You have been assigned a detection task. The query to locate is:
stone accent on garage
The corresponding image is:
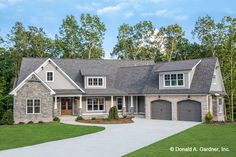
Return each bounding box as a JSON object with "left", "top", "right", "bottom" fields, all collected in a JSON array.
[
  {"left": 14, "top": 77, "right": 53, "bottom": 124},
  {"left": 145, "top": 95, "right": 208, "bottom": 122}
]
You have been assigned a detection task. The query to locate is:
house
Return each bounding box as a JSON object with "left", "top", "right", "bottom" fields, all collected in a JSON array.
[{"left": 10, "top": 57, "right": 226, "bottom": 123}]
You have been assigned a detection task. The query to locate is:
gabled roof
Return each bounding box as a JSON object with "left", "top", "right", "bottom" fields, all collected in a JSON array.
[
  {"left": 156, "top": 59, "right": 201, "bottom": 72},
  {"left": 14, "top": 57, "right": 223, "bottom": 95}
]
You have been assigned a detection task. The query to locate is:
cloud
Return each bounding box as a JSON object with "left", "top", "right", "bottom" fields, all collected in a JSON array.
[
  {"left": 97, "top": 3, "right": 128, "bottom": 15},
  {"left": 124, "top": 11, "right": 134, "bottom": 18},
  {"left": 141, "top": 8, "right": 188, "bottom": 20},
  {"left": 76, "top": 5, "right": 93, "bottom": 12},
  {"left": 0, "top": 0, "right": 24, "bottom": 9}
]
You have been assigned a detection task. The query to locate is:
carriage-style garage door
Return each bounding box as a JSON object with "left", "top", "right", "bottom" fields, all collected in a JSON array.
[
  {"left": 177, "top": 100, "right": 201, "bottom": 122},
  {"left": 151, "top": 100, "right": 172, "bottom": 120}
]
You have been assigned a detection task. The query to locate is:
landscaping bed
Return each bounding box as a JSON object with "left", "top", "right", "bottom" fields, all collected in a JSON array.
[{"left": 78, "top": 117, "right": 134, "bottom": 124}]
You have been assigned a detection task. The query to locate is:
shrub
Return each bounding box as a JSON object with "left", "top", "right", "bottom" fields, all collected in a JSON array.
[
  {"left": 28, "top": 121, "right": 34, "bottom": 124},
  {"left": 53, "top": 117, "right": 60, "bottom": 122},
  {"left": 18, "top": 122, "right": 25, "bottom": 125},
  {"left": 205, "top": 112, "right": 213, "bottom": 123},
  {"left": 76, "top": 115, "right": 83, "bottom": 121},
  {"left": 1, "top": 109, "right": 14, "bottom": 125},
  {"left": 108, "top": 106, "right": 119, "bottom": 119},
  {"left": 38, "top": 121, "right": 44, "bottom": 124},
  {"left": 91, "top": 117, "right": 96, "bottom": 120},
  {"left": 123, "top": 115, "right": 127, "bottom": 118}
]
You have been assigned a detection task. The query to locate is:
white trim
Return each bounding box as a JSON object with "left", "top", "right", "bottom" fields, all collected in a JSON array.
[
  {"left": 163, "top": 73, "right": 185, "bottom": 87},
  {"left": 85, "top": 76, "right": 106, "bottom": 89},
  {"left": 34, "top": 58, "right": 85, "bottom": 93},
  {"left": 86, "top": 97, "right": 105, "bottom": 112},
  {"left": 55, "top": 95, "right": 82, "bottom": 97},
  {"left": 123, "top": 96, "right": 126, "bottom": 107},
  {"left": 79, "top": 95, "right": 82, "bottom": 108},
  {"left": 82, "top": 113, "right": 108, "bottom": 116},
  {"left": 191, "top": 59, "right": 202, "bottom": 70},
  {"left": 26, "top": 98, "right": 41, "bottom": 114},
  {"left": 131, "top": 96, "right": 134, "bottom": 107},
  {"left": 10, "top": 72, "right": 56, "bottom": 96},
  {"left": 116, "top": 97, "right": 123, "bottom": 111},
  {"left": 54, "top": 96, "right": 57, "bottom": 109},
  {"left": 111, "top": 96, "right": 114, "bottom": 107},
  {"left": 46, "top": 71, "right": 54, "bottom": 82}
]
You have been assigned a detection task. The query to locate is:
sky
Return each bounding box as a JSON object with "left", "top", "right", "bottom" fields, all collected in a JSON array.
[{"left": 0, "top": 0, "right": 236, "bottom": 58}]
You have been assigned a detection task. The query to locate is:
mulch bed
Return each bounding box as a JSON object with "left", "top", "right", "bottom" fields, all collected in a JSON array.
[{"left": 78, "top": 117, "right": 134, "bottom": 124}]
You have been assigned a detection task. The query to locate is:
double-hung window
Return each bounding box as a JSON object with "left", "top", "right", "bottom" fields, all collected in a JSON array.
[
  {"left": 27, "top": 99, "right": 41, "bottom": 114},
  {"left": 87, "top": 98, "right": 105, "bottom": 111},
  {"left": 164, "top": 73, "right": 184, "bottom": 87},
  {"left": 46, "top": 71, "right": 54, "bottom": 82},
  {"left": 86, "top": 77, "right": 105, "bottom": 88}
]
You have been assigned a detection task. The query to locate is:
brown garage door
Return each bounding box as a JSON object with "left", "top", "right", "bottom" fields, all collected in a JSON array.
[
  {"left": 151, "top": 100, "right": 172, "bottom": 120},
  {"left": 177, "top": 100, "right": 201, "bottom": 122}
]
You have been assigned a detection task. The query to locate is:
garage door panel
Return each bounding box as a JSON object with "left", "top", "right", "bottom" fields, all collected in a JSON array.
[
  {"left": 151, "top": 100, "right": 172, "bottom": 120},
  {"left": 177, "top": 100, "right": 201, "bottom": 122}
]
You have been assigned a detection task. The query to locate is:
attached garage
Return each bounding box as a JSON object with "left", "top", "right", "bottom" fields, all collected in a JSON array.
[
  {"left": 177, "top": 100, "right": 202, "bottom": 122},
  {"left": 151, "top": 100, "right": 172, "bottom": 120}
]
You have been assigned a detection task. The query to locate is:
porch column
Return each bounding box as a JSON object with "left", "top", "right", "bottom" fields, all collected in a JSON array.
[
  {"left": 54, "top": 96, "right": 58, "bottom": 117},
  {"left": 136, "top": 96, "right": 138, "bottom": 114},
  {"left": 130, "top": 96, "right": 134, "bottom": 114},
  {"left": 123, "top": 96, "right": 126, "bottom": 115},
  {"left": 111, "top": 96, "right": 114, "bottom": 107},
  {"left": 79, "top": 95, "right": 82, "bottom": 116}
]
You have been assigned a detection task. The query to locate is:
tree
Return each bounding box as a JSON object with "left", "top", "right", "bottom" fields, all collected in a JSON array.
[
  {"left": 158, "top": 24, "right": 184, "bottom": 61},
  {"left": 55, "top": 15, "right": 81, "bottom": 58},
  {"left": 112, "top": 21, "right": 162, "bottom": 60},
  {"left": 80, "top": 14, "right": 106, "bottom": 59}
]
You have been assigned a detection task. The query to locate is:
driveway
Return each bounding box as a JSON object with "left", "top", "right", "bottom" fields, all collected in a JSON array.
[{"left": 0, "top": 118, "right": 200, "bottom": 157}]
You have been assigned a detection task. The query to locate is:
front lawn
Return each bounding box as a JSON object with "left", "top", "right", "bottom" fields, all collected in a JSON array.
[
  {"left": 0, "top": 123, "right": 104, "bottom": 150},
  {"left": 125, "top": 123, "right": 236, "bottom": 157}
]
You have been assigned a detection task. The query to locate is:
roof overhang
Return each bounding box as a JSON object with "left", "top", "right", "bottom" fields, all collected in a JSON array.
[{"left": 10, "top": 72, "right": 56, "bottom": 96}]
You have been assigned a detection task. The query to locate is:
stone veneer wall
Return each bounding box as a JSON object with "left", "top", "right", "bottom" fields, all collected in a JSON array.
[
  {"left": 14, "top": 79, "right": 53, "bottom": 123},
  {"left": 145, "top": 95, "right": 208, "bottom": 122}
]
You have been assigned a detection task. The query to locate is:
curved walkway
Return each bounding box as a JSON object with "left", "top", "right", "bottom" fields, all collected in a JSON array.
[{"left": 0, "top": 117, "right": 200, "bottom": 157}]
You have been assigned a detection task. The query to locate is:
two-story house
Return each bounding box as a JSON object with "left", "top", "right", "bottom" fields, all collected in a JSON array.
[{"left": 10, "top": 57, "right": 226, "bottom": 123}]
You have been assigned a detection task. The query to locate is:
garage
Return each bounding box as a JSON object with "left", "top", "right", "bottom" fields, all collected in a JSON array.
[
  {"left": 151, "top": 100, "right": 172, "bottom": 120},
  {"left": 177, "top": 100, "right": 201, "bottom": 122}
]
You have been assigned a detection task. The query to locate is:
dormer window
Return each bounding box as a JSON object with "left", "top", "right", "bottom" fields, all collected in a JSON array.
[
  {"left": 46, "top": 71, "right": 54, "bottom": 82},
  {"left": 212, "top": 70, "right": 217, "bottom": 84},
  {"left": 164, "top": 73, "right": 184, "bottom": 87},
  {"left": 86, "top": 77, "right": 106, "bottom": 88}
]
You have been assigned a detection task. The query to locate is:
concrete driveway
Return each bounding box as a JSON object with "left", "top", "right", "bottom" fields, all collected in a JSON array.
[{"left": 0, "top": 118, "right": 200, "bottom": 157}]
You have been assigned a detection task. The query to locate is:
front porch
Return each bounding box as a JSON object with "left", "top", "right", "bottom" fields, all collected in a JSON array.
[{"left": 53, "top": 95, "right": 145, "bottom": 118}]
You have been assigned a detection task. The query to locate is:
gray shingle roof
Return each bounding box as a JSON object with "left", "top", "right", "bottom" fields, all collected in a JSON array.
[{"left": 15, "top": 57, "right": 221, "bottom": 95}]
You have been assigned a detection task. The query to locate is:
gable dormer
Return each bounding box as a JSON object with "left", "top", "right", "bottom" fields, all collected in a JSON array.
[
  {"left": 210, "top": 59, "right": 225, "bottom": 92},
  {"left": 81, "top": 68, "right": 107, "bottom": 89},
  {"left": 157, "top": 59, "right": 201, "bottom": 89}
]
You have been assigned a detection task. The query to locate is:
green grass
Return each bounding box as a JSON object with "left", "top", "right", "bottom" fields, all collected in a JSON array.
[
  {"left": 125, "top": 123, "right": 236, "bottom": 157},
  {"left": 0, "top": 122, "right": 104, "bottom": 150}
]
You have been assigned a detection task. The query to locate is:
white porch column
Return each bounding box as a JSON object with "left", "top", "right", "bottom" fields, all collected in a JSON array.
[
  {"left": 111, "top": 96, "right": 114, "bottom": 107},
  {"left": 79, "top": 95, "right": 82, "bottom": 115},
  {"left": 54, "top": 96, "right": 57, "bottom": 109},
  {"left": 136, "top": 96, "right": 138, "bottom": 114},
  {"left": 123, "top": 96, "right": 126, "bottom": 115},
  {"left": 130, "top": 96, "right": 134, "bottom": 114}
]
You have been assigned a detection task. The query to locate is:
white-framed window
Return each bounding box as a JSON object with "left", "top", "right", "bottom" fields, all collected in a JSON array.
[
  {"left": 86, "top": 77, "right": 105, "bottom": 88},
  {"left": 116, "top": 97, "right": 123, "bottom": 111},
  {"left": 218, "top": 97, "right": 223, "bottom": 114},
  {"left": 164, "top": 73, "right": 184, "bottom": 87},
  {"left": 212, "top": 70, "right": 217, "bottom": 84},
  {"left": 87, "top": 97, "right": 105, "bottom": 111},
  {"left": 46, "top": 71, "right": 54, "bottom": 82},
  {"left": 26, "top": 99, "right": 41, "bottom": 114}
]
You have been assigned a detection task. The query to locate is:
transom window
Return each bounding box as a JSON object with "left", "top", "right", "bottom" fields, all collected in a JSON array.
[
  {"left": 87, "top": 97, "right": 105, "bottom": 111},
  {"left": 27, "top": 99, "right": 41, "bottom": 114},
  {"left": 46, "top": 71, "right": 54, "bottom": 82},
  {"left": 86, "top": 77, "right": 105, "bottom": 88},
  {"left": 164, "top": 73, "right": 184, "bottom": 87},
  {"left": 117, "top": 97, "right": 123, "bottom": 111}
]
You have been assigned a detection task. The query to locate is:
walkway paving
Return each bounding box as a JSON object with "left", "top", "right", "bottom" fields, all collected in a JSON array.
[{"left": 0, "top": 117, "right": 200, "bottom": 157}]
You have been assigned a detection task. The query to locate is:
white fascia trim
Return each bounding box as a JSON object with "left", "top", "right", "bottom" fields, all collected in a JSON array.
[
  {"left": 10, "top": 72, "right": 56, "bottom": 96},
  {"left": 191, "top": 59, "right": 202, "bottom": 71},
  {"left": 34, "top": 58, "right": 85, "bottom": 93}
]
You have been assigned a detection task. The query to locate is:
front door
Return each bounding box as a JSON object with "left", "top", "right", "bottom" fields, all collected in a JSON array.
[{"left": 61, "top": 97, "right": 73, "bottom": 115}]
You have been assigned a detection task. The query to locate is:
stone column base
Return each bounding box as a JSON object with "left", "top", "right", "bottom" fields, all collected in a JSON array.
[
  {"left": 122, "top": 107, "right": 126, "bottom": 115},
  {"left": 130, "top": 107, "right": 134, "bottom": 115},
  {"left": 78, "top": 108, "right": 82, "bottom": 116}
]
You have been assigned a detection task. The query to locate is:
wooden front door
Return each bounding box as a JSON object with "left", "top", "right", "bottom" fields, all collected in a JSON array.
[{"left": 61, "top": 97, "right": 73, "bottom": 115}]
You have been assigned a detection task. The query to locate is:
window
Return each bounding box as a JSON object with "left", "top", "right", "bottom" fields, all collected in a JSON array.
[
  {"left": 87, "top": 97, "right": 105, "bottom": 111},
  {"left": 117, "top": 97, "right": 123, "bottom": 111},
  {"left": 46, "top": 71, "right": 54, "bottom": 82},
  {"left": 86, "top": 77, "right": 105, "bottom": 88},
  {"left": 27, "top": 99, "right": 41, "bottom": 114},
  {"left": 164, "top": 73, "right": 184, "bottom": 87},
  {"left": 212, "top": 70, "right": 217, "bottom": 84}
]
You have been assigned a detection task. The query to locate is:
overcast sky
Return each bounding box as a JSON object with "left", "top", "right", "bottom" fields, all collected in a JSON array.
[{"left": 0, "top": 0, "right": 235, "bottom": 58}]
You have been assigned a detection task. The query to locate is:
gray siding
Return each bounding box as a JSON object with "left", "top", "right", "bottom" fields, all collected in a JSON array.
[
  {"left": 37, "top": 63, "right": 76, "bottom": 89},
  {"left": 210, "top": 60, "right": 225, "bottom": 92}
]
